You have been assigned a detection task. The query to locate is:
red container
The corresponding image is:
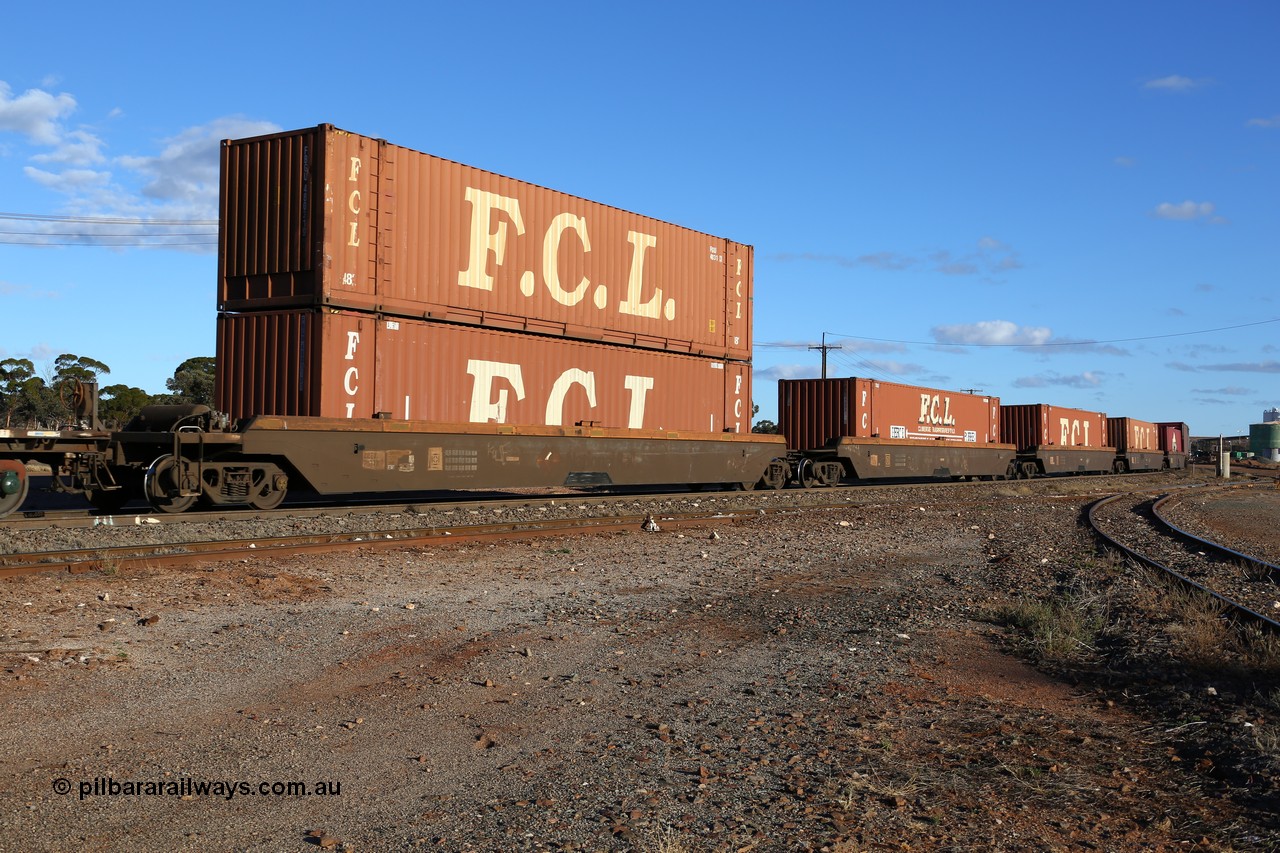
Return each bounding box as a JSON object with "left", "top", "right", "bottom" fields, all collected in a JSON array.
[
  {"left": 1107, "top": 417, "right": 1158, "bottom": 452},
  {"left": 216, "top": 310, "right": 752, "bottom": 434},
  {"left": 219, "top": 125, "right": 752, "bottom": 361},
  {"left": 1000, "top": 404, "right": 1109, "bottom": 451},
  {"left": 779, "top": 378, "right": 1001, "bottom": 451},
  {"left": 1156, "top": 421, "right": 1189, "bottom": 454}
]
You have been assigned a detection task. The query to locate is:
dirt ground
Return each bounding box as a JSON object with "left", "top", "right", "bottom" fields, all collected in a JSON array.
[{"left": 1, "top": 480, "right": 1277, "bottom": 851}]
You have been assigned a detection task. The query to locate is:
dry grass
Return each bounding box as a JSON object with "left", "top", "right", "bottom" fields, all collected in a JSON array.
[
  {"left": 644, "top": 826, "right": 693, "bottom": 853},
  {"left": 838, "top": 770, "right": 921, "bottom": 810},
  {"left": 1160, "top": 585, "right": 1230, "bottom": 664},
  {"left": 992, "top": 585, "right": 1113, "bottom": 663}
]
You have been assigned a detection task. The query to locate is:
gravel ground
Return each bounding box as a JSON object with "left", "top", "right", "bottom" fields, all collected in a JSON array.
[{"left": 1, "top": 473, "right": 1278, "bottom": 852}]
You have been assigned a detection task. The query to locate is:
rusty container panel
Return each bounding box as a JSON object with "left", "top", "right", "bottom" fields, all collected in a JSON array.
[
  {"left": 1107, "top": 417, "right": 1158, "bottom": 452},
  {"left": 1156, "top": 422, "right": 1189, "bottom": 454},
  {"left": 218, "top": 125, "right": 752, "bottom": 361},
  {"left": 216, "top": 310, "right": 378, "bottom": 421},
  {"left": 1000, "top": 404, "right": 1109, "bottom": 450},
  {"left": 217, "top": 309, "right": 751, "bottom": 433},
  {"left": 779, "top": 378, "right": 1001, "bottom": 451}
]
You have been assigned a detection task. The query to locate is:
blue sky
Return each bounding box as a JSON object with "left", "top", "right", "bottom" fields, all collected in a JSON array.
[{"left": 1, "top": 1, "right": 1276, "bottom": 436}]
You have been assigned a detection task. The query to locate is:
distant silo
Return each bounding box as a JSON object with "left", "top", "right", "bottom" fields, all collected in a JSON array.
[
  {"left": 1264, "top": 408, "right": 1280, "bottom": 424},
  {"left": 1250, "top": 422, "right": 1280, "bottom": 462}
]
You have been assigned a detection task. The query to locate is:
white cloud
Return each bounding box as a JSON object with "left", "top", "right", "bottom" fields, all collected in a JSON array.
[
  {"left": 931, "top": 320, "right": 1051, "bottom": 347},
  {"left": 754, "top": 364, "right": 820, "bottom": 381},
  {"left": 23, "top": 165, "right": 111, "bottom": 191},
  {"left": 30, "top": 128, "right": 106, "bottom": 167},
  {"left": 1114, "top": 156, "right": 1136, "bottom": 168},
  {"left": 1143, "top": 75, "right": 1204, "bottom": 92},
  {"left": 0, "top": 81, "right": 76, "bottom": 144},
  {"left": 1200, "top": 360, "right": 1280, "bottom": 374},
  {"left": 116, "top": 116, "right": 280, "bottom": 216},
  {"left": 1152, "top": 200, "right": 1223, "bottom": 223},
  {"left": 1246, "top": 115, "right": 1280, "bottom": 128},
  {"left": 1013, "top": 371, "right": 1105, "bottom": 389}
]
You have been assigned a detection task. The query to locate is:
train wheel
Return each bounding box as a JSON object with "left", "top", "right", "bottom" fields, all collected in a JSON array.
[
  {"left": 247, "top": 468, "right": 288, "bottom": 511},
  {"left": 0, "top": 460, "right": 30, "bottom": 519},
  {"left": 797, "top": 459, "right": 820, "bottom": 489},
  {"left": 144, "top": 455, "right": 198, "bottom": 514},
  {"left": 758, "top": 464, "right": 787, "bottom": 490}
]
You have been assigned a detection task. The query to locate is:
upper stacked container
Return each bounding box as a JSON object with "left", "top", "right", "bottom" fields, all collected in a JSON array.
[
  {"left": 216, "top": 125, "right": 754, "bottom": 430},
  {"left": 218, "top": 125, "right": 752, "bottom": 359}
]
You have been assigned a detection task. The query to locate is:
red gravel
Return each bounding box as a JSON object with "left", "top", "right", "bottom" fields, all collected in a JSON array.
[{"left": 1, "top": 475, "right": 1276, "bottom": 851}]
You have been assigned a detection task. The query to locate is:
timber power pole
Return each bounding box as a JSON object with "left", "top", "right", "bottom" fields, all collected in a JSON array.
[{"left": 809, "top": 332, "right": 842, "bottom": 379}]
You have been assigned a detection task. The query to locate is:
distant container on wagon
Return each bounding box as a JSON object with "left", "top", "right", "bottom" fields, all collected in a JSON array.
[
  {"left": 1156, "top": 421, "right": 1190, "bottom": 470},
  {"left": 779, "top": 378, "right": 1001, "bottom": 450},
  {"left": 216, "top": 309, "right": 752, "bottom": 434},
  {"left": 1000, "top": 404, "right": 1108, "bottom": 451},
  {"left": 778, "top": 378, "right": 1014, "bottom": 481},
  {"left": 218, "top": 125, "right": 752, "bottom": 361},
  {"left": 999, "top": 403, "right": 1115, "bottom": 476},
  {"left": 1107, "top": 417, "right": 1165, "bottom": 472}
]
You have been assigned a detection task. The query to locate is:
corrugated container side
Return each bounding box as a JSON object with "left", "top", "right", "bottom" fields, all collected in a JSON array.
[
  {"left": 219, "top": 125, "right": 752, "bottom": 361},
  {"left": 780, "top": 378, "right": 1001, "bottom": 451},
  {"left": 1107, "top": 417, "right": 1158, "bottom": 452},
  {"left": 1000, "top": 404, "right": 1109, "bottom": 450},
  {"left": 1156, "top": 422, "right": 1189, "bottom": 454},
  {"left": 217, "top": 309, "right": 751, "bottom": 433}
]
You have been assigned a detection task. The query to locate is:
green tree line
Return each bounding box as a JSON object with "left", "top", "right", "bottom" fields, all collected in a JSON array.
[{"left": 0, "top": 355, "right": 215, "bottom": 429}]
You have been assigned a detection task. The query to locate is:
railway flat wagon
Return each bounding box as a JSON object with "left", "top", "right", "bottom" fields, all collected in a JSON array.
[
  {"left": 1156, "top": 421, "right": 1190, "bottom": 470},
  {"left": 1000, "top": 403, "right": 1116, "bottom": 477},
  {"left": 1108, "top": 417, "right": 1165, "bottom": 472},
  {"left": 218, "top": 125, "right": 752, "bottom": 362},
  {"left": 779, "top": 378, "right": 1015, "bottom": 484}
]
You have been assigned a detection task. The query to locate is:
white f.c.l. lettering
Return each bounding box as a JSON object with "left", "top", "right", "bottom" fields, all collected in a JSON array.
[
  {"left": 458, "top": 189, "right": 525, "bottom": 292},
  {"left": 545, "top": 368, "right": 597, "bottom": 426},
  {"left": 623, "top": 375, "right": 654, "bottom": 429},
  {"left": 466, "top": 359, "right": 526, "bottom": 423},
  {"left": 347, "top": 157, "right": 362, "bottom": 248},
  {"left": 343, "top": 331, "right": 360, "bottom": 418},
  {"left": 542, "top": 213, "right": 591, "bottom": 307}
]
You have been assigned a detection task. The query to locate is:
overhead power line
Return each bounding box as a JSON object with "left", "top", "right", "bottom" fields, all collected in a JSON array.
[
  {"left": 0, "top": 211, "right": 218, "bottom": 247},
  {"left": 0, "top": 212, "right": 218, "bottom": 226}
]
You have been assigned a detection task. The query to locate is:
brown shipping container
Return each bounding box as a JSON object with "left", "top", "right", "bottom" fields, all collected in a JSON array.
[
  {"left": 219, "top": 125, "right": 752, "bottom": 361},
  {"left": 1000, "top": 404, "right": 1109, "bottom": 451},
  {"left": 1156, "top": 421, "right": 1189, "bottom": 454},
  {"left": 217, "top": 310, "right": 751, "bottom": 433},
  {"left": 779, "top": 378, "right": 1001, "bottom": 451},
  {"left": 1107, "top": 417, "right": 1158, "bottom": 452}
]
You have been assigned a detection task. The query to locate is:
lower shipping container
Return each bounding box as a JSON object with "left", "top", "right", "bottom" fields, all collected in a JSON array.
[
  {"left": 779, "top": 378, "right": 1001, "bottom": 451},
  {"left": 216, "top": 310, "right": 752, "bottom": 434},
  {"left": 1107, "top": 417, "right": 1158, "bottom": 452},
  {"left": 1000, "top": 404, "right": 1108, "bottom": 451}
]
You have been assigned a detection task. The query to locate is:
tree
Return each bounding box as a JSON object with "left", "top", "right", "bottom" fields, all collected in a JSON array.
[
  {"left": 0, "top": 358, "right": 37, "bottom": 427},
  {"left": 53, "top": 353, "right": 111, "bottom": 386},
  {"left": 752, "top": 419, "right": 779, "bottom": 435},
  {"left": 99, "top": 384, "right": 154, "bottom": 428},
  {"left": 164, "top": 356, "right": 216, "bottom": 406}
]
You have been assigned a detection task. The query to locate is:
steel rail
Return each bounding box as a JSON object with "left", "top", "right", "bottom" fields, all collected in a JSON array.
[
  {"left": 0, "top": 510, "right": 753, "bottom": 579},
  {"left": 1087, "top": 493, "right": 1280, "bottom": 635},
  {"left": 1151, "top": 485, "right": 1278, "bottom": 582}
]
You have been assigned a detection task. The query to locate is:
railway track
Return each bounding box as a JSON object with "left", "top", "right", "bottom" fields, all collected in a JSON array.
[
  {"left": 0, "top": 506, "right": 763, "bottom": 579},
  {"left": 1088, "top": 486, "right": 1280, "bottom": 634}
]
